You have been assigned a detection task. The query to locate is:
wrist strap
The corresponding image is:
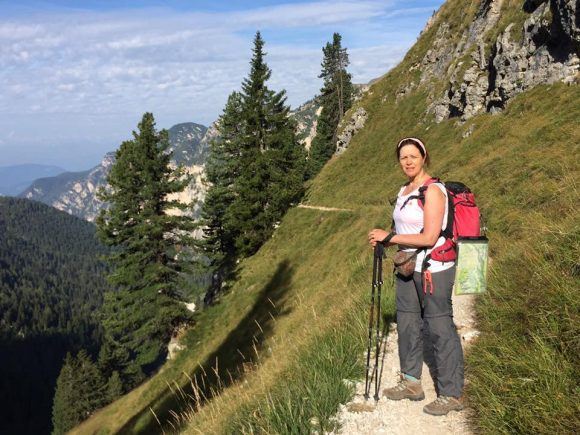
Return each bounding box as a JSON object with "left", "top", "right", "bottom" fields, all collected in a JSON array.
[{"left": 381, "top": 231, "right": 396, "bottom": 245}]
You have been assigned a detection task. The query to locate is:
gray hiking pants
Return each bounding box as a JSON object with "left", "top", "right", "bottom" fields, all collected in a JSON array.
[{"left": 395, "top": 266, "right": 464, "bottom": 398}]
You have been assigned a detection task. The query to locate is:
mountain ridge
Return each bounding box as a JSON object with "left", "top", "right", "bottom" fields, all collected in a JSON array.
[{"left": 0, "top": 164, "right": 65, "bottom": 196}]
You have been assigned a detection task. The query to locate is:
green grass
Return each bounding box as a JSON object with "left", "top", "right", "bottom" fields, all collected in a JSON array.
[
  {"left": 225, "top": 304, "right": 384, "bottom": 434},
  {"left": 74, "top": 0, "right": 579, "bottom": 433}
]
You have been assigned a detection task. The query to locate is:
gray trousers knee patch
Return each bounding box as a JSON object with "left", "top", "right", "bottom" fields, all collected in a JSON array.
[{"left": 394, "top": 267, "right": 464, "bottom": 397}]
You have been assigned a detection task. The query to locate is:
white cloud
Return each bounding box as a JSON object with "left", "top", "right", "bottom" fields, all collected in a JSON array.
[{"left": 0, "top": 0, "right": 442, "bottom": 167}]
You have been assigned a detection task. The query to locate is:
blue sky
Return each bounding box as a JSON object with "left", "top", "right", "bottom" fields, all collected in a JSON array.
[{"left": 0, "top": 0, "right": 444, "bottom": 170}]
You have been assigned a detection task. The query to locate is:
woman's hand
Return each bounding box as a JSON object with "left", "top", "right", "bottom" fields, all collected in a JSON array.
[{"left": 368, "top": 229, "right": 389, "bottom": 247}]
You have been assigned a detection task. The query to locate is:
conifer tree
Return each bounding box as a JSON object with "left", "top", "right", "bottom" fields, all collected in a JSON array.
[
  {"left": 105, "top": 371, "right": 124, "bottom": 403},
  {"left": 226, "top": 31, "right": 305, "bottom": 257},
  {"left": 74, "top": 350, "right": 106, "bottom": 415},
  {"left": 199, "top": 32, "right": 305, "bottom": 304},
  {"left": 52, "top": 351, "right": 106, "bottom": 434},
  {"left": 309, "top": 33, "right": 353, "bottom": 176},
  {"left": 199, "top": 92, "right": 244, "bottom": 303},
  {"left": 52, "top": 353, "right": 77, "bottom": 435},
  {"left": 96, "top": 112, "right": 194, "bottom": 385}
]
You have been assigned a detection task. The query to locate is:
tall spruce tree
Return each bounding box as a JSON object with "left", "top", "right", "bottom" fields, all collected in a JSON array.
[
  {"left": 309, "top": 33, "right": 353, "bottom": 176},
  {"left": 199, "top": 92, "right": 244, "bottom": 303},
  {"left": 226, "top": 31, "right": 305, "bottom": 257},
  {"left": 52, "top": 351, "right": 106, "bottom": 434},
  {"left": 200, "top": 32, "right": 305, "bottom": 305},
  {"left": 52, "top": 353, "right": 77, "bottom": 435},
  {"left": 96, "top": 112, "right": 194, "bottom": 386}
]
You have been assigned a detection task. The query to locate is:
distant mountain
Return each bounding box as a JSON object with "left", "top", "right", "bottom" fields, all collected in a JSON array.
[
  {"left": 20, "top": 122, "right": 212, "bottom": 222},
  {"left": 0, "top": 197, "right": 109, "bottom": 434},
  {"left": 20, "top": 154, "right": 115, "bottom": 222},
  {"left": 0, "top": 164, "right": 65, "bottom": 196},
  {"left": 168, "top": 122, "right": 209, "bottom": 166}
]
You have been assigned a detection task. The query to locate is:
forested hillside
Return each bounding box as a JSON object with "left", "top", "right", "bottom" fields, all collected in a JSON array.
[
  {"left": 0, "top": 197, "right": 109, "bottom": 434},
  {"left": 75, "top": 0, "right": 578, "bottom": 433}
]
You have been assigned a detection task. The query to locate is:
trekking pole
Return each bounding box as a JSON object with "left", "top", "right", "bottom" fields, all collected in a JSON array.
[
  {"left": 364, "top": 243, "right": 380, "bottom": 400},
  {"left": 374, "top": 242, "right": 384, "bottom": 401}
]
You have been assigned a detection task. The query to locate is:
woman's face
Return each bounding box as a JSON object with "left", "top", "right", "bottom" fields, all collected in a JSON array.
[{"left": 398, "top": 144, "right": 425, "bottom": 178}]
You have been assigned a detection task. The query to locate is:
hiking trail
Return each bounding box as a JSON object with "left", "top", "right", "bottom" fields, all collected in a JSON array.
[
  {"left": 297, "top": 204, "right": 353, "bottom": 212},
  {"left": 329, "top": 292, "right": 479, "bottom": 434}
]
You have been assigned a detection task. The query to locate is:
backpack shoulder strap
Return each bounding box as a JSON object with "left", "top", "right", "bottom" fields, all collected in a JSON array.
[
  {"left": 417, "top": 177, "right": 442, "bottom": 208},
  {"left": 399, "top": 177, "right": 440, "bottom": 210},
  {"left": 417, "top": 178, "right": 454, "bottom": 240}
]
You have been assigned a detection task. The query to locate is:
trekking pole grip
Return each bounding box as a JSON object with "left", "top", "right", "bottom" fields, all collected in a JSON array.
[{"left": 374, "top": 242, "right": 384, "bottom": 258}]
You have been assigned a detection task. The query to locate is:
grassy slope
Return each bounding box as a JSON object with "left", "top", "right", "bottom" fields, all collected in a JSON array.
[{"left": 74, "top": 0, "right": 579, "bottom": 433}]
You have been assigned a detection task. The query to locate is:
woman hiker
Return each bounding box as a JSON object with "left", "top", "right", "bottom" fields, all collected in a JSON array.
[{"left": 367, "top": 137, "right": 464, "bottom": 416}]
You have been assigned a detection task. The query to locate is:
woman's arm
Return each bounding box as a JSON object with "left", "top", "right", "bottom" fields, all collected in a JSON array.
[{"left": 368, "top": 184, "right": 445, "bottom": 248}]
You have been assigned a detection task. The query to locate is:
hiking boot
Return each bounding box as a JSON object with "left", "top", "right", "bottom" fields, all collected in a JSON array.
[
  {"left": 382, "top": 375, "right": 425, "bottom": 401},
  {"left": 423, "top": 396, "right": 463, "bottom": 416}
]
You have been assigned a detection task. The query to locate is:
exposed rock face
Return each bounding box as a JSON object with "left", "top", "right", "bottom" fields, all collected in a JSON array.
[
  {"left": 336, "top": 107, "right": 368, "bottom": 155},
  {"left": 291, "top": 97, "right": 322, "bottom": 150},
  {"left": 291, "top": 84, "right": 369, "bottom": 151},
  {"left": 420, "top": 23, "right": 455, "bottom": 84},
  {"left": 552, "top": 0, "right": 580, "bottom": 51},
  {"left": 418, "top": 0, "right": 579, "bottom": 122},
  {"left": 20, "top": 122, "right": 212, "bottom": 222},
  {"left": 166, "top": 163, "right": 207, "bottom": 237},
  {"left": 487, "top": 4, "right": 579, "bottom": 113},
  {"left": 22, "top": 153, "right": 115, "bottom": 222}
]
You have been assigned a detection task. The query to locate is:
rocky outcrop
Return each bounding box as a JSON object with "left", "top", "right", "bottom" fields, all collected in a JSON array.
[
  {"left": 420, "top": 23, "right": 455, "bottom": 84},
  {"left": 486, "top": 4, "right": 579, "bottom": 113},
  {"left": 335, "top": 107, "right": 368, "bottom": 155},
  {"left": 551, "top": 0, "right": 580, "bottom": 51},
  {"left": 291, "top": 84, "right": 370, "bottom": 151},
  {"left": 416, "top": 0, "right": 579, "bottom": 122},
  {"left": 291, "top": 97, "right": 322, "bottom": 150}
]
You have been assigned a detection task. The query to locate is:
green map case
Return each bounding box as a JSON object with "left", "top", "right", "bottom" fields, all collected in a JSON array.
[{"left": 454, "top": 238, "right": 489, "bottom": 295}]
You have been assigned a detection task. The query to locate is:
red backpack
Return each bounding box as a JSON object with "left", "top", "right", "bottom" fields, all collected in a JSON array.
[{"left": 404, "top": 177, "right": 482, "bottom": 264}]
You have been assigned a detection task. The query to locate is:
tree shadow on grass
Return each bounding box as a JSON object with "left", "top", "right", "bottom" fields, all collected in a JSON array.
[{"left": 118, "top": 259, "right": 294, "bottom": 434}]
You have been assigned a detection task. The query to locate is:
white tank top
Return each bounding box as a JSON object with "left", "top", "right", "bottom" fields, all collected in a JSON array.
[{"left": 392, "top": 183, "right": 454, "bottom": 273}]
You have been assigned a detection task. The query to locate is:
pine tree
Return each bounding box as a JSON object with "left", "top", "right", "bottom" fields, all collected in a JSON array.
[
  {"left": 199, "top": 92, "right": 244, "bottom": 303},
  {"left": 52, "top": 353, "right": 78, "bottom": 435},
  {"left": 105, "top": 371, "right": 124, "bottom": 403},
  {"left": 309, "top": 33, "right": 353, "bottom": 176},
  {"left": 74, "top": 350, "right": 106, "bottom": 416},
  {"left": 96, "top": 112, "right": 194, "bottom": 384},
  {"left": 226, "top": 31, "right": 305, "bottom": 257},
  {"left": 52, "top": 351, "right": 106, "bottom": 434}
]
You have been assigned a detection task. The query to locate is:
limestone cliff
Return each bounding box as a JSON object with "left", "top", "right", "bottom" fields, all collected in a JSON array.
[{"left": 423, "top": 0, "right": 579, "bottom": 122}]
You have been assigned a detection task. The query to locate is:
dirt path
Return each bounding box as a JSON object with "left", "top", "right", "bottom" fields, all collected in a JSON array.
[
  {"left": 297, "top": 204, "right": 353, "bottom": 212},
  {"left": 330, "top": 293, "right": 479, "bottom": 435}
]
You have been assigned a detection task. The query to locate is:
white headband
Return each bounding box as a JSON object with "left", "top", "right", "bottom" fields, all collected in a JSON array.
[{"left": 397, "top": 137, "right": 427, "bottom": 156}]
